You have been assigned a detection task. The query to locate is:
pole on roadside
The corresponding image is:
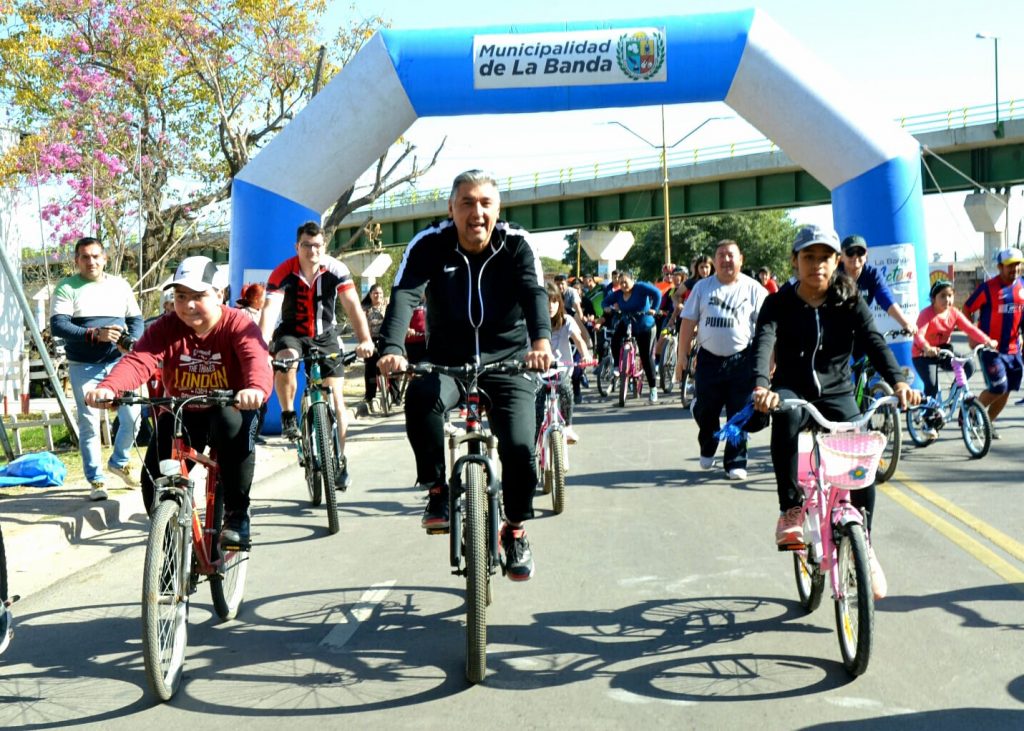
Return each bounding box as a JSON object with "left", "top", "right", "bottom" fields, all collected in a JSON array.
[{"left": 0, "top": 245, "right": 79, "bottom": 444}]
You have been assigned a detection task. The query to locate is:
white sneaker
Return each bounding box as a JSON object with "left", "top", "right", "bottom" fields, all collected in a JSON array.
[
  {"left": 699, "top": 456, "right": 716, "bottom": 470},
  {"left": 923, "top": 428, "right": 938, "bottom": 441},
  {"left": 564, "top": 426, "right": 579, "bottom": 445},
  {"left": 727, "top": 468, "right": 747, "bottom": 480},
  {"left": 649, "top": 387, "right": 658, "bottom": 404},
  {"left": 89, "top": 483, "right": 108, "bottom": 501}
]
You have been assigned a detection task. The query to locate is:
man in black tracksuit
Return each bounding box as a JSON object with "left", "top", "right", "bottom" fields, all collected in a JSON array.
[{"left": 378, "top": 170, "right": 553, "bottom": 581}]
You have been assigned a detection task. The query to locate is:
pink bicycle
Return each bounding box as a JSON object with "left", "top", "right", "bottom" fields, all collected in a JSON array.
[
  {"left": 780, "top": 396, "right": 897, "bottom": 677},
  {"left": 616, "top": 315, "right": 646, "bottom": 408},
  {"left": 535, "top": 360, "right": 595, "bottom": 514}
]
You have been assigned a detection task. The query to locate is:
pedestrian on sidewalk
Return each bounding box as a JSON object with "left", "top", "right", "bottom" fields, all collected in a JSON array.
[{"left": 50, "top": 237, "right": 144, "bottom": 501}]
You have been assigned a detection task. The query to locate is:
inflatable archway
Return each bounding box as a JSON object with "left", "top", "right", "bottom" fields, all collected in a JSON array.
[{"left": 232, "top": 9, "right": 926, "bottom": 429}]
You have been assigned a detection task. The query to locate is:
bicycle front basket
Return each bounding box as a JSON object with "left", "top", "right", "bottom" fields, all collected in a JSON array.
[{"left": 817, "top": 431, "right": 887, "bottom": 489}]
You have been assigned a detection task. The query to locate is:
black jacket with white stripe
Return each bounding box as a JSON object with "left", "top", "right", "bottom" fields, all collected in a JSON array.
[{"left": 379, "top": 219, "right": 551, "bottom": 366}]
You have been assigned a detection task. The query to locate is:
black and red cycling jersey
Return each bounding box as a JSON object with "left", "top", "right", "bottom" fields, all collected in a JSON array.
[{"left": 265, "top": 254, "right": 355, "bottom": 337}]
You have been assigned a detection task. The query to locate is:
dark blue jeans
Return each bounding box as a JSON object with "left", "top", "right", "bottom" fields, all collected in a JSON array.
[{"left": 693, "top": 349, "right": 753, "bottom": 471}]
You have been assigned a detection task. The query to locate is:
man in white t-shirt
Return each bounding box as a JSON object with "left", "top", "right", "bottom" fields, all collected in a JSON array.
[{"left": 678, "top": 240, "right": 767, "bottom": 480}]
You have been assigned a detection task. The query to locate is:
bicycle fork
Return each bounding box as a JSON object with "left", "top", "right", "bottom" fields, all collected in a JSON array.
[{"left": 447, "top": 435, "right": 500, "bottom": 577}]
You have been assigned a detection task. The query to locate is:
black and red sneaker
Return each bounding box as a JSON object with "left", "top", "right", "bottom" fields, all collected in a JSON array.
[
  {"left": 500, "top": 523, "right": 535, "bottom": 581},
  {"left": 421, "top": 484, "right": 449, "bottom": 533}
]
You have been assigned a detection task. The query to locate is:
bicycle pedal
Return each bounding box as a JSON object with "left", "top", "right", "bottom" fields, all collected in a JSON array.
[
  {"left": 220, "top": 539, "right": 252, "bottom": 552},
  {"left": 425, "top": 526, "right": 450, "bottom": 535},
  {"left": 776, "top": 542, "right": 806, "bottom": 553}
]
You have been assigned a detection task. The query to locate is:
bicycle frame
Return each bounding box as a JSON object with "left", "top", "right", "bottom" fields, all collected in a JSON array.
[{"left": 536, "top": 369, "right": 567, "bottom": 463}]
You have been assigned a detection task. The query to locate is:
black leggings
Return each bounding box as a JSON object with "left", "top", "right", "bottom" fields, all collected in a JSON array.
[
  {"left": 913, "top": 354, "right": 973, "bottom": 398},
  {"left": 142, "top": 407, "right": 259, "bottom": 516},
  {"left": 612, "top": 322, "right": 656, "bottom": 388},
  {"left": 770, "top": 390, "right": 876, "bottom": 530}
]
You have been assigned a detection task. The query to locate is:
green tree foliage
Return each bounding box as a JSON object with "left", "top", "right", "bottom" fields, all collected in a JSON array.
[{"left": 565, "top": 211, "right": 798, "bottom": 284}]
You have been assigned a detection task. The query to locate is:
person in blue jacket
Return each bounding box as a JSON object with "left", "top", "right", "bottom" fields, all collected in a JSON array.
[
  {"left": 837, "top": 235, "right": 917, "bottom": 335},
  {"left": 602, "top": 271, "right": 664, "bottom": 403}
]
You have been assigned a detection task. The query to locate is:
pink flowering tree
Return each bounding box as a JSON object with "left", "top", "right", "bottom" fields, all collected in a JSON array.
[{"left": 1, "top": 0, "right": 442, "bottom": 303}]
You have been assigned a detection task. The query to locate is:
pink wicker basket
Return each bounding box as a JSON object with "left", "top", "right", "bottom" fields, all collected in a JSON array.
[{"left": 817, "top": 431, "right": 888, "bottom": 489}]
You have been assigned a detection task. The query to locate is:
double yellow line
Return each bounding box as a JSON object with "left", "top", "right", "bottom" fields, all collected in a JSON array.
[{"left": 881, "top": 471, "right": 1024, "bottom": 587}]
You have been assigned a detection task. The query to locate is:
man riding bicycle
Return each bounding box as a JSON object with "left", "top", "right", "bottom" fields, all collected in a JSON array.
[
  {"left": 86, "top": 256, "right": 273, "bottom": 547},
  {"left": 376, "top": 170, "right": 553, "bottom": 582},
  {"left": 258, "top": 221, "right": 374, "bottom": 488}
]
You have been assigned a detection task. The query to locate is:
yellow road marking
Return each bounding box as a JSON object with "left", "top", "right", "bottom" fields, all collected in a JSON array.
[
  {"left": 880, "top": 480, "right": 1024, "bottom": 586},
  {"left": 894, "top": 471, "right": 1024, "bottom": 563}
]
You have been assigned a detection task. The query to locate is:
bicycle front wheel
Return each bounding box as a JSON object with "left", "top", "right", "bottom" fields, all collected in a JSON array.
[
  {"left": 596, "top": 355, "right": 613, "bottom": 398},
  {"left": 617, "top": 350, "right": 629, "bottom": 408},
  {"left": 464, "top": 462, "right": 488, "bottom": 684},
  {"left": 834, "top": 523, "right": 873, "bottom": 676},
  {"left": 659, "top": 339, "right": 676, "bottom": 393},
  {"left": 549, "top": 431, "right": 567, "bottom": 515},
  {"left": 0, "top": 523, "right": 7, "bottom": 604},
  {"left": 209, "top": 487, "right": 249, "bottom": 621},
  {"left": 142, "top": 499, "right": 190, "bottom": 701},
  {"left": 869, "top": 382, "right": 901, "bottom": 483},
  {"left": 302, "top": 408, "right": 323, "bottom": 506},
  {"left": 961, "top": 399, "right": 992, "bottom": 459},
  {"left": 312, "top": 402, "right": 340, "bottom": 534}
]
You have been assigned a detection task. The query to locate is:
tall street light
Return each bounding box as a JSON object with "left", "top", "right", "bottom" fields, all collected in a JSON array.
[
  {"left": 976, "top": 32, "right": 1004, "bottom": 139},
  {"left": 608, "top": 110, "right": 731, "bottom": 266}
]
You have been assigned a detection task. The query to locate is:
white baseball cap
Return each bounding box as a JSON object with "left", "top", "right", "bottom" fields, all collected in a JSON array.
[
  {"left": 163, "top": 256, "right": 228, "bottom": 293},
  {"left": 994, "top": 248, "right": 1024, "bottom": 266}
]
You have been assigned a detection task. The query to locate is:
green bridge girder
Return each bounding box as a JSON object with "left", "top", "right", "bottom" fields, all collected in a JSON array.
[{"left": 335, "top": 141, "right": 1024, "bottom": 248}]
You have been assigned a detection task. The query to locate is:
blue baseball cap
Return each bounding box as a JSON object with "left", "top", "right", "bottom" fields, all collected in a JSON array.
[{"left": 792, "top": 225, "right": 841, "bottom": 255}]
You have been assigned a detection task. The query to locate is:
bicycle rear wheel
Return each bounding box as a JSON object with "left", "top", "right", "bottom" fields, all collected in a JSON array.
[
  {"left": 142, "top": 499, "right": 190, "bottom": 701},
  {"left": 793, "top": 550, "right": 825, "bottom": 612},
  {"left": 302, "top": 408, "right": 323, "bottom": 506},
  {"left": 312, "top": 402, "right": 340, "bottom": 535},
  {"left": 464, "top": 462, "right": 488, "bottom": 684},
  {"left": 834, "top": 523, "right": 873, "bottom": 676},
  {"left": 868, "top": 382, "right": 901, "bottom": 483},
  {"left": 905, "top": 406, "right": 936, "bottom": 447},
  {"left": 961, "top": 399, "right": 991, "bottom": 459},
  {"left": 209, "top": 486, "right": 249, "bottom": 621},
  {"left": 549, "top": 431, "right": 567, "bottom": 515}
]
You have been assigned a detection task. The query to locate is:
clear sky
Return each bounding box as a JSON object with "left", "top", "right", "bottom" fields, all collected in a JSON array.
[{"left": 329, "top": 0, "right": 1024, "bottom": 263}]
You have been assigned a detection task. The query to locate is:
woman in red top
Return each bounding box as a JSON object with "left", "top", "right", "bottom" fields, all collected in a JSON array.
[
  {"left": 912, "top": 279, "right": 997, "bottom": 399},
  {"left": 87, "top": 257, "right": 272, "bottom": 546}
]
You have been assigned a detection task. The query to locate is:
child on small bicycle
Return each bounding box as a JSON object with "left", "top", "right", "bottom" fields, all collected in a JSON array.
[
  {"left": 536, "top": 285, "right": 592, "bottom": 444},
  {"left": 750, "top": 226, "right": 920, "bottom": 598},
  {"left": 913, "top": 280, "right": 996, "bottom": 405},
  {"left": 86, "top": 257, "right": 272, "bottom": 547}
]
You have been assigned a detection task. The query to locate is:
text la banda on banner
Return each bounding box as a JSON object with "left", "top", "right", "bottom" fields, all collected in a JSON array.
[{"left": 473, "top": 28, "right": 667, "bottom": 90}]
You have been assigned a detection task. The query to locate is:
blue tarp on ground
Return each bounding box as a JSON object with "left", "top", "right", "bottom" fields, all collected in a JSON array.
[{"left": 0, "top": 452, "right": 66, "bottom": 487}]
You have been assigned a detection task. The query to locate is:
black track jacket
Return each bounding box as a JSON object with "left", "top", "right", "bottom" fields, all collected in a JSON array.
[
  {"left": 379, "top": 219, "right": 551, "bottom": 365},
  {"left": 753, "top": 284, "right": 905, "bottom": 399}
]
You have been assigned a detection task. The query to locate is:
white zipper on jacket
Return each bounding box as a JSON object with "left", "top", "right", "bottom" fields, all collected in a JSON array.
[{"left": 811, "top": 307, "right": 823, "bottom": 397}]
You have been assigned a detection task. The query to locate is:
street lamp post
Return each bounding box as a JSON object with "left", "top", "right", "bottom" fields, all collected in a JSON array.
[
  {"left": 976, "top": 32, "right": 1004, "bottom": 139},
  {"left": 608, "top": 111, "right": 730, "bottom": 266}
]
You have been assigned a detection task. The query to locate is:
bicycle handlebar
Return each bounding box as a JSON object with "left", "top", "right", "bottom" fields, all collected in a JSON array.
[
  {"left": 401, "top": 359, "right": 527, "bottom": 380},
  {"left": 104, "top": 390, "right": 238, "bottom": 410},
  {"left": 935, "top": 343, "right": 997, "bottom": 364},
  {"left": 271, "top": 350, "right": 358, "bottom": 369},
  {"left": 775, "top": 396, "right": 899, "bottom": 433}
]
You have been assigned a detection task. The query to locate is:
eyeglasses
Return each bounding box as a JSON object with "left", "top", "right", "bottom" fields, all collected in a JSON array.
[{"left": 299, "top": 241, "right": 324, "bottom": 249}]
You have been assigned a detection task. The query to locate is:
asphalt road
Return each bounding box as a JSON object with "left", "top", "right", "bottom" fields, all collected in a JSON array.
[{"left": 1, "top": 386, "right": 1023, "bottom": 729}]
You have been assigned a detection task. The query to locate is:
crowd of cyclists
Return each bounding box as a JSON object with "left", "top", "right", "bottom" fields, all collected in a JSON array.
[{"left": 72, "top": 169, "right": 1024, "bottom": 595}]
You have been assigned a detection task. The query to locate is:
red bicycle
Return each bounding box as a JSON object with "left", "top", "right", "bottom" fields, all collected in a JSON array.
[
  {"left": 616, "top": 314, "right": 646, "bottom": 408},
  {"left": 110, "top": 391, "right": 250, "bottom": 701}
]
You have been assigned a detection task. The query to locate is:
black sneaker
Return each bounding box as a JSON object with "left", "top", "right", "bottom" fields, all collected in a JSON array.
[
  {"left": 422, "top": 485, "right": 449, "bottom": 532},
  {"left": 336, "top": 455, "right": 351, "bottom": 491},
  {"left": 220, "top": 510, "right": 251, "bottom": 549},
  {"left": 500, "top": 523, "right": 534, "bottom": 581},
  {"left": 281, "top": 411, "right": 300, "bottom": 440}
]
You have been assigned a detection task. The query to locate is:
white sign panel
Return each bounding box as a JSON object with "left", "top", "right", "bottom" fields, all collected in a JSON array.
[
  {"left": 473, "top": 28, "right": 667, "bottom": 90},
  {"left": 866, "top": 243, "right": 919, "bottom": 340}
]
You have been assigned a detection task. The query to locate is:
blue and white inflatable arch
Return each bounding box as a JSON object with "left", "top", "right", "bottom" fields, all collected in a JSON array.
[{"left": 233, "top": 9, "right": 925, "bottom": 427}]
